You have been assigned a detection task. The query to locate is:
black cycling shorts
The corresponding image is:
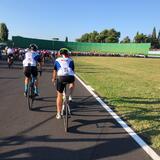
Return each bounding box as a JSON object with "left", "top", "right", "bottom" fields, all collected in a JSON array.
[
  {"left": 56, "top": 76, "right": 75, "bottom": 93},
  {"left": 24, "top": 66, "right": 38, "bottom": 78},
  {"left": 7, "top": 54, "right": 14, "bottom": 58}
]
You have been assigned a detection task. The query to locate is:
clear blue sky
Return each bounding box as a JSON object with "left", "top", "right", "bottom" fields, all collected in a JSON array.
[{"left": 0, "top": 0, "right": 160, "bottom": 42}]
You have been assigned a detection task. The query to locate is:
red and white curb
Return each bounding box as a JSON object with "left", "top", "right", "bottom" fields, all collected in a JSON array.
[{"left": 76, "top": 75, "right": 160, "bottom": 160}]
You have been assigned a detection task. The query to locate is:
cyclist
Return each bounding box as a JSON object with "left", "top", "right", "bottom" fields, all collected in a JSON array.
[
  {"left": 52, "top": 48, "right": 75, "bottom": 119},
  {"left": 6, "top": 47, "right": 14, "bottom": 65},
  {"left": 23, "top": 44, "right": 42, "bottom": 97}
]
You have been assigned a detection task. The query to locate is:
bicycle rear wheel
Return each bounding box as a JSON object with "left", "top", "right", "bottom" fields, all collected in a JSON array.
[
  {"left": 27, "top": 85, "right": 34, "bottom": 110},
  {"left": 63, "top": 102, "right": 68, "bottom": 132}
]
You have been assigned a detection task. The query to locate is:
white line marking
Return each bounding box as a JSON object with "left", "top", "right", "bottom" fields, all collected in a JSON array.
[{"left": 75, "top": 74, "right": 160, "bottom": 160}]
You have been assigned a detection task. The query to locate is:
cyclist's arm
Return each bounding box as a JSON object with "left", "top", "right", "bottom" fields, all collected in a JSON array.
[
  {"left": 38, "top": 61, "right": 43, "bottom": 71},
  {"left": 52, "top": 69, "right": 57, "bottom": 82},
  {"left": 52, "top": 61, "right": 57, "bottom": 83},
  {"left": 69, "top": 60, "right": 75, "bottom": 72},
  {"left": 35, "top": 54, "right": 43, "bottom": 72}
]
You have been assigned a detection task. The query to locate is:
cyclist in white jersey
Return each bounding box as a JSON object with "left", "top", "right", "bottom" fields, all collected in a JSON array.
[
  {"left": 6, "top": 47, "right": 14, "bottom": 64},
  {"left": 23, "top": 44, "right": 42, "bottom": 97},
  {"left": 52, "top": 48, "right": 75, "bottom": 119}
]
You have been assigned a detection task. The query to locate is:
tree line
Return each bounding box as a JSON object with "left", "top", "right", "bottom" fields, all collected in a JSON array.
[
  {"left": 76, "top": 27, "right": 160, "bottom": 49},
  {"left": 0, "top": 23, "right": 8, "bottom": 42},
  {"left": 1, "top": 22, "right": 160, "bottom": 49}
]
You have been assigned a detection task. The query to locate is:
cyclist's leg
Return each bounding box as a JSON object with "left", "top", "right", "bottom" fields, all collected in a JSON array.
[
  {"left": 68, "top": 76, "right": 75, "bottom": 101},
  {"left": 56, "top": 91, "right": 63, "bottom": 114},
  {"left": 24, "top": 66, "right": 31, "bottom": 96},
  {"left": 7, "top": 55, "right": 10, "bottom": 62},
  {"left": 31, "top": 67, "right": 39, "bottom": 95},
  {"left": 68, "top": 82, "right": 74, "bottom": 101},
  {"left": 56, "top": 77, "right": 65, "bottom": 119}
]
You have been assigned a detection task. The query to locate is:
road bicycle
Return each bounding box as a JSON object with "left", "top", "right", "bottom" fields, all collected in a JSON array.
[
  {"left": 27, "top": 68, "right": 42, "bottom": 110},
  {"left": 61, "top": 83, "right": 71, "bottom": 132}
]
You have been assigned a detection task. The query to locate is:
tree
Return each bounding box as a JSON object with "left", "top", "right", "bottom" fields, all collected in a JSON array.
[
  {"left": 65, "top": 36, "right": 68, "bottom": 42},
  {"left": 134, "top": 32, "right": 148, "bottom": 43},
  {"left": 158, "top": 30, "right": 160, "bottom": 41},
  {"left": 151, "top": 27, "right": 159, "bottom": 49},
  {"left": 158, "top": 30, "right": 160, "bottom": 48},
  {"left": 88, "top": 31, "right": 99, "bottom": 42},
  {"left": 106, "top": 29, "right": 120, "bottom": 43},
  {"left": 120, "top": 36, "right": 131, "bottom": 43},
  {"left": 152, "top": 27, "right": 157, "bottom": 39},
  {"left": 76, "top": 28, "right": 120, "bottom": 43},
  {"left": 145, "top": 34, "right": 152, "bottom": 43},
  {"left": 99, "top": 29, "right": 109, "bottom": 43},
  {"left": 76, "top": 33, "right": 90, "bottom": 42},
  {"left": 0, "top": 23, "right": 9, "bottom": 42}
]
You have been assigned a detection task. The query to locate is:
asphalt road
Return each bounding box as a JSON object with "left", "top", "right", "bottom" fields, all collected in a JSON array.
[{"left": 0, "top": 60, "right": 156, "bottom": 160}]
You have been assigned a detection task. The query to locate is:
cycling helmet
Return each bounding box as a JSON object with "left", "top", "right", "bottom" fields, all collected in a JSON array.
[
  {"left": 29, "top": 44, "right": 38, "bottom": 51},
  {"left": 59, "top": 48, "right": 70, "bottom": 55}
]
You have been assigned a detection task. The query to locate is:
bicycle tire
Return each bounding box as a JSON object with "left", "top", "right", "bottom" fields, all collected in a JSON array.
[
  {"left": 65, "top": 102, "right": 68, "bottom": 132},
  {"left": 62, "top": 86, "right": 69, "bottom": 132},
  {"left": 27, "top": 84, "right": 34, "bottom": 110}
]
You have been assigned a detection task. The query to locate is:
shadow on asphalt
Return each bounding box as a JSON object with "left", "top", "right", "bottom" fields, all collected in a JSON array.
[
  {"left": 0, "top": 95, "right": 149, "bottom": 160},
  {"left": 31, "top": 105, "right": 56, "bottom": 113},
  {"left": 0, "top": 135, "right": 139, "bottom": 160}
]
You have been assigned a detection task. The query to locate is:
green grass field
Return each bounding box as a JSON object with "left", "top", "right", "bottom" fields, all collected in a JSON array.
[{"left": 73, "top": 56, "right": 160, "bottom": 150}]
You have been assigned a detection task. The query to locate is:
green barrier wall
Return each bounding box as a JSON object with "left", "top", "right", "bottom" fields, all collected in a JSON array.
[
  {"left": 12, "top": 36, "right": 53, "bottom": 50},
  {"left": 12, "top": 36, "right": 150, "bottom": 54},
  {"left": 54, "top": 41, "right": 150, "bottom": 54}
]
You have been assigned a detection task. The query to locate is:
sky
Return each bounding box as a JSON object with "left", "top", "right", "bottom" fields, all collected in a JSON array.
[{"left": 0, "top": 0, "right": 160, "bottom": 42}]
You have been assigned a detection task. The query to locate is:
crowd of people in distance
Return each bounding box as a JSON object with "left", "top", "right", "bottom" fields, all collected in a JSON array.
[{"left": 0, "top": 46, "right": 58, "bottom": 63}]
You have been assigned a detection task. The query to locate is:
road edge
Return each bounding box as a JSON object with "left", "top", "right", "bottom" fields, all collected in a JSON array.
[{"left": 75, "top": 74, "right": 160, "bottom": 160}]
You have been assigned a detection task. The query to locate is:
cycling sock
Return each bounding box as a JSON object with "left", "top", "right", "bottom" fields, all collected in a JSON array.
[
  {"left": 24, "top": 84, "right": 28, "bottom": 92},
  {"left": 34, "top": 87, "right": 39, "bottom": 94}
]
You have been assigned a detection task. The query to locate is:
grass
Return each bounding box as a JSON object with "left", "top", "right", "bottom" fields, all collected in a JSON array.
[{"left": 73, "top": 56, "right": 160, "bottom": 150}]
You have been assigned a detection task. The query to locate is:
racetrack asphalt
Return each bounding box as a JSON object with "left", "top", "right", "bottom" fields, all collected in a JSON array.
[{"left": 0, "top": 60, "right": 158, "bottom": 160}]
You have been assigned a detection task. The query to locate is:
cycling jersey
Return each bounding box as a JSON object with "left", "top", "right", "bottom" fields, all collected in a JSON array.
[
  {"left": 23, "top": 51, "right": 41, "bottom": 67},
  {"left": 54, "top": 57, "right": 74, "bottom": 76},
  {"left": 7, "top": 48, "right": 14, "bottom": 55}
]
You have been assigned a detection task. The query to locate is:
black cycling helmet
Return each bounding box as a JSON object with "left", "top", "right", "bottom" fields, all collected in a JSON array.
[
  {"left": 29, "top": 44, "right": 38, "bottom": 51},
  {"left": 59, "top": 48, "right": 70, "bottom": 55}
]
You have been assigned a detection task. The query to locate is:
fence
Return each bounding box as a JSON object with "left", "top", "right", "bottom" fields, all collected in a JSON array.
[{"left": 12, "top": 36, "right": 150, "bottom": 55}]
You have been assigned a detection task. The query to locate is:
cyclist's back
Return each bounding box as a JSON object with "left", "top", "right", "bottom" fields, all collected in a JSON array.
[
  {"left": 7, "top": 47, "right": 14, "bottom": 57},
  {"left": 23, "top": 50, "right": 40, "bottom": 67},
  {"left": 55, "top": 56, "right": 74, "bottom": 76}
]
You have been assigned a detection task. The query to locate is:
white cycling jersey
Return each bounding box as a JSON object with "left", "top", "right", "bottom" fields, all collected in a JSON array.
[
  {"left": 7, "top": 48, "right": 14, "bottom": 55},
  {"left": 23, "top": 51, "right": 40, "bottom": 67},
  {"left": 54, "top": 57, "right": 74, "bottom": 76}
]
